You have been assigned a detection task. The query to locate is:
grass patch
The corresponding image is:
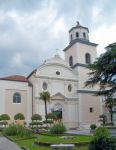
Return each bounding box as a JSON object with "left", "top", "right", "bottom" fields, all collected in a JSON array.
[
  {"left": 8, "top": 134, "right": 91, "bottom": 150},
  {"left": 7, "top": 135, "right": 36, "bottom": 141},
  {"left": 37, "top": 134, "right": 92, "bottom": 144},
  {"left": 16, "top": 138, "right": 88, "bottom": 150}
]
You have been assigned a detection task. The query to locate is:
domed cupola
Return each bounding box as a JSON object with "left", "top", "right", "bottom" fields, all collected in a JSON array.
[{"left": 69, "top": 21, "right": 89, "bottom": 43}]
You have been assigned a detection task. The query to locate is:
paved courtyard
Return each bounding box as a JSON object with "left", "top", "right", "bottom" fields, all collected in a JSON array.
[
  {"left": 67, "top": 129, "right": 93, "bottom": 136},
  {"left": 0, "top": 136, "right": 21, "bottom": 150},
  {"left": 67, "top": 129, "right": 116, "bottom": 136}
]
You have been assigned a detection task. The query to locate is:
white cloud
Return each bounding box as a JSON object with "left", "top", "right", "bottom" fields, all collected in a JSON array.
[
  {"left": 11, "top": 53, "right": 24, "bottom": 68},
  {"left": 0, "top": 0, "right": 116, "bottom": 76},
  {"left": 91, "top": 23, "right": 116, "bottom": 55}
]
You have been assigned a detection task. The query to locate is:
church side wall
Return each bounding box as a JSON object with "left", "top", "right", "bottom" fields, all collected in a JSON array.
[
  {"left": 78, "top": 93, "right": 101, "bottom": 128},
  {"left": 0, "top": 80, "right": 32, "bottom": 122}
]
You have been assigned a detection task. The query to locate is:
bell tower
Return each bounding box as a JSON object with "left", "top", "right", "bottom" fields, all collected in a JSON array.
[
  {"left": 63, "top": 21, "right": 102, "bottom": 128},
  {"left": 64, "top": 21, "right": 98, "bottom": 68},
  {"left": 69, "top": 21, "right": 89, "bottom": 42}
]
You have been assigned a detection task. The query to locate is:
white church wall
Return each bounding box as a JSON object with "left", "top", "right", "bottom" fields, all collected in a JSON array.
[
  {"left": 65, "top": 44, "right": 78, "bottom": 66},
  {"left": 36, "top": 64, "right": 78, "bottom": 81},
  {"left": 64, "top": 101, "right": 79, "bottom": 129},
  {"left": 76, "top": 43, "right": 97, "bottom": 64}
]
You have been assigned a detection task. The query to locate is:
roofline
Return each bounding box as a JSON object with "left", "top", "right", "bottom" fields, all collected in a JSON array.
[
  {"left": 0, "top": 78, "right": 33, "bottom": 86},
  {"left": 63, "top": 39, "right": 98, "bottom": 52},
  {"left": 37, "top": 62, "right": 78, "bottom": 76},
  {"left": 69, "top": 26, "right": 89, "bottom": 33},
  {"left": 27, "top": 69, "right": 37, "bottom": 79},
  {"left": 0, "top": 78, "right": 28, "bottom": 83}
]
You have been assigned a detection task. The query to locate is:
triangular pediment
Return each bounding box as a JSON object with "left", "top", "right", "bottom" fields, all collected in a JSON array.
[{"left": 51, "top": 92, "right": 66, "bottom": 101}]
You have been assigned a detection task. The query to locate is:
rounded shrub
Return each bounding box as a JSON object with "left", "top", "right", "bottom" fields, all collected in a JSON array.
[
  {"left": 14, "top": 113, "right": 25, "bottom": 120},
  {"left": 50, "top": 123, "right": 66, "bottom": 135},
  {"left": 95, "top": 127, "right": 110, "bottom": 139},
  {"left": 43, "top": 120, "right": 53, "bottom": 124},
  {"left": 31, "top": 114, "right": 42, "bottom": 121},
  {"left": 46, "top": 113, "right": 57, "bottom": 120},
  {"left": 1, "top": 114, "right": 10, "bottom": 121},
  {"left": 90, "top": 124, "right": 97, "bottom": 130}
]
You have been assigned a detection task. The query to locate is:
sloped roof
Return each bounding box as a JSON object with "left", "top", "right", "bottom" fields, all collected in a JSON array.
[
  {"left": 69, "top": 21, "right": 89, "bottom": 33},
  {"left": 0, "top": 75, "right": 29, "bottom": 83}
]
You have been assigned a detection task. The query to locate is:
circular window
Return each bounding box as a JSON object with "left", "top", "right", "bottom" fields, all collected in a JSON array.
[
  {"left": 43, "top": 82, "right": 47, "bottom": 90},
  {"left": 68, "top": 84, "right": 72, "bottom": 92},
  {"left": 56, "top": 71, "right": 60, "bottom": 75}
]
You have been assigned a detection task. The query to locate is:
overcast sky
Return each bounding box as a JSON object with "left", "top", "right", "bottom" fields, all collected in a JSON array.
[{"left": 0, "top": 0, "right": 116, "bottom": 77}]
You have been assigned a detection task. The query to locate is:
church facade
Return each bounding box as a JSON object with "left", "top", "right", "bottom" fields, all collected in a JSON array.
[{"left": 0, "top": 22, "right": 103, "bottom": 129}]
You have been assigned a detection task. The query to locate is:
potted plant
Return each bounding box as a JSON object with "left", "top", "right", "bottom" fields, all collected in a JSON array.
[{"left": 90, "top": 124, "right": 97, "bottom": 133}]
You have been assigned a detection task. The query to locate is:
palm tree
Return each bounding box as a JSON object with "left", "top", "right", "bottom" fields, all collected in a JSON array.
[{"left": 40, "top": 91, "right": 50, "bottom": 120}]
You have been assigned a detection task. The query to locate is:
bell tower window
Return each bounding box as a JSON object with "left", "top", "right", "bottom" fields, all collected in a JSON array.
[
  {"left": 85, "top": 53, "right": 91, "bottom": 64},
  {"left": 70, "top": 34, "right": 72, "bottom": 41},
  {"left": 76, "top": 32, "right": 79, "bottom": 38},
  {"left": 83, "top": 32, "right": 86, "bottom": 39},
  {"left": 69, "top": 56, "right": 73, "bottom": 66}
]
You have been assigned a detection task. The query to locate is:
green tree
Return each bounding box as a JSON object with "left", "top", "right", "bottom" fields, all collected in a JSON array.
[
  {"left": 85, "top": 43, "right": 116, "bottom": 125},
  {"left": 89, "top": 127, "right": 110, "bottom": 150},
  {"left": 30, "top": 114, "right": 42, "bottom": 132},
  {"left": 85, "top": 43, "right": 116, "bottom": 96},
  {"left": 14, "top": 113, "right": 25, "bottom": 120},
  {"left": 105, "top": 96, "right": 115, "bottom": 125},
  {"left": 40, "top": 91, "right": 50, "bottom": 120}
]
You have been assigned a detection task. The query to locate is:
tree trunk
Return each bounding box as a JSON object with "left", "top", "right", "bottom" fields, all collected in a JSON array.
[
  {"left": 44, "top": 99, "right": 47, "bottom": 121},
  {"left": 110, "top": 109, "right": 113, "bottom": 126}
]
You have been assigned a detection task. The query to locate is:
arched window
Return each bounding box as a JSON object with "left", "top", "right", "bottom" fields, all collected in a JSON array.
[
  {"left": 83, "top": 32, "right": 86, "bottom": 39},
  {"left": 68, "top": 84, "right": 72, "bottom": 92},
  {"left": 13, "top": 93, "right": 21, "bottom": 103},
  {"left": 76, "top": 32, "right": 79, "bottom": 38},
  {"left": 85, "top": 53, "right": 91, "bottom": 64},
  {"left": 43, "top": 82, "right": 47, "bottom": 90},
  {"left": 69, "top": 56, "right": 73, "bottom": 66}
]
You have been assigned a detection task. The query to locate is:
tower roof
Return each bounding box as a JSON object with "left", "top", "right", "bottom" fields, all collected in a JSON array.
[
  {"left": 63, "top": 38, "right": 98, "bottom": 52},
  {"left": 69, "top": 21, "right": 89, "bottom": 33}
]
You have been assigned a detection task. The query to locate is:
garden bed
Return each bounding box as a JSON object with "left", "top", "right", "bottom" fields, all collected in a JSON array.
[{"left": 7, "top": 134, "right": 90, "bottom": 150}]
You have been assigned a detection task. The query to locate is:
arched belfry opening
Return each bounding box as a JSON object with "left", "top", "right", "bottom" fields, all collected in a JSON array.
[
  {"left": 85, "top": 53, "right": 91, "bottom": 64},
  {"left": 69, "top": 56, "right": 73, "bottom": 66}
]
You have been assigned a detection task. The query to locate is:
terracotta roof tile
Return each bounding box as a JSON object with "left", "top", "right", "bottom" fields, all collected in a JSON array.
[{"left": 0, "top": 75, "right": 29, "bottom": 82}]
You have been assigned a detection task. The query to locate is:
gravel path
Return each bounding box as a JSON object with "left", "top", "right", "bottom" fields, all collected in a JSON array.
[{"left": 0, "top": 136, "right": 21, "bottom": 150}]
